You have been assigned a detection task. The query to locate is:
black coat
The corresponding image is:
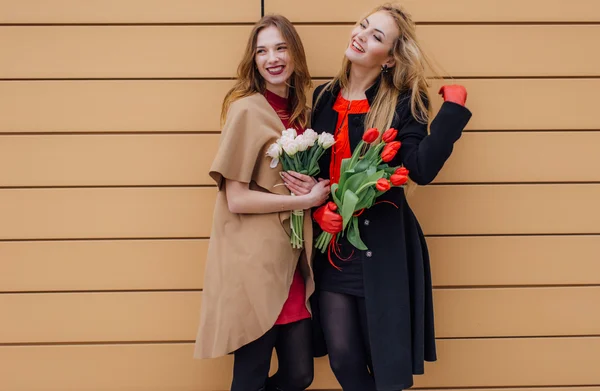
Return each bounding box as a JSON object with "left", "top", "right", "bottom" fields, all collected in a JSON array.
[{"left": 310, "top": 78, "right": 472, "bottom": 390}]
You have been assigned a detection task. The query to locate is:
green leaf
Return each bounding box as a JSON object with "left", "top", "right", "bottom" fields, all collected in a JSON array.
[
  {"left": 346, "top": 140, "right": 365, "bottom": 170},
  {"left": 337, "top": 167, "right": 355, "bottom": 193},
  {"left": 340, "top": 156, "right": 351, "bottom": 175},
  {"left": 347, "top": 216, "right": 368, "bottom": 250},
  {"left": 342, "top": 171, "right": 368, "bottom": 194},
  {"left": 354, "top": 159, "right": 370, "bottom": 172},
  {"left": 377, "top": 164, "right": 397, "bottom": 174},
  {"left": 365, "top": 169, "right": 386, "bottom": 184},
  {"left": 281, "top": 153, "right": 292, "bottom": 171},
  {"left": 361, "top": 142, "right": 384, "bottom": 164},
  {"left": 355, "top": 187, "right": 377, "bottom": 210},
  {"left": 331, "top": 183, "right": 341, "bottom": 205},
  {"left": 340, "top": 189, "right": 359, "bottom": 229}
]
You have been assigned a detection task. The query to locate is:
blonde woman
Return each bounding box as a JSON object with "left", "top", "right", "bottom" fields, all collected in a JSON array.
[
  {"left": 194, "top": 15, "right": 330, "bottom": 391},
  {"left": 282, "top": 3, "right": 472, "bottom": 390}
]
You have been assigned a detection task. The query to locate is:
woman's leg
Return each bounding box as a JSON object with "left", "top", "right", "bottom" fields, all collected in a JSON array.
[
  {"left": 267, "top": 318, "right": 314, "bottom": 391},
  {"left": 231, "top": 327, "right": 278, "bottom": 391},
  {"left": 356, "top": 296, "right": 373, "bottom": 374},
  {"left": 319, "top": 291, "right": 376, "bottom": 391}
]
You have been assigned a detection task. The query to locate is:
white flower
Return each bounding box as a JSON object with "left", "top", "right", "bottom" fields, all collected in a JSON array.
[
  {"left": 303, "top": 128, "right": 319, "bottom": 145},
  {"left": 303, "top": 135, "right": 315, "bottom": 150},
  {"left": 281, "top": 138, "right": 299, "bottom": 156},
  {"left": 266, "top": 142, "right": 282, "bottom": 159},
  {"left": 266, "top": 142, "right": 282, "bottom": 168},
  {"left": 317, "top": 132, "right": 335, "bottom": 149},
  {"left": 281, "top": 128, "right": 297, "bottom": 140},
  {"left": 295, "top": 134, "right": 309, "bottom": 152}
]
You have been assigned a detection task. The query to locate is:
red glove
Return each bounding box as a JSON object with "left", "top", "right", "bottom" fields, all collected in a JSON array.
[
  {"left": 438, "top": 85, "right": 467, "bottom": 106},
  {"left": 313, "top": 202, "right": 343, "bottom": 234}
]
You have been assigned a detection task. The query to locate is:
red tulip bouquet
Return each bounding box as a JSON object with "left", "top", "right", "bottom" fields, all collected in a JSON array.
[{"left": 314, "top": 127, "right": 409, "bottom": 253}]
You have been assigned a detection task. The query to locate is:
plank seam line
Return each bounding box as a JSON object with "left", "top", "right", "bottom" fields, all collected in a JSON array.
[
  {"left": 425, "top": 233, "right": 600, "bottom": 238},
  {"left": 294, "top": 21, "right": 600, "bottom": 26},
  {"left": 1, "top": 21, "right": 600, "bottom": 26},
  {"left": 2, "top": 182, "right": 600, "bottom": 190},
  {"left": 2, "top": 233, "right": 600, "bottom": 242},
  {"left": 2, "top": 130, "right": 600, "bottom": 136},
  {"left": 1, "top": 76, "right": 600, "bottom": 81},
  {"left": 0, "top": 185, "right": 213, "bottom": 189},
  {"left": 2, "top": 335, "right": 599, "bottom": 347},
  {"left": 411, "top": 386, "right": 600, "bottom": 391},
  {"left": 3, "top": 284, "right": 600, "bottom": 295},
  {"left": 0, "top": 237, "right": 209, "bottom": 242},
  {"left": 0, "top": 22, "right": 256, "bottom": 27},
  {"left": 0, "top": 131, "right": 222, "bottom": 135}
]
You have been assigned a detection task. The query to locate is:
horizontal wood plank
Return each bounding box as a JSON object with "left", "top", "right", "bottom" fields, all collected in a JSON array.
[
  {"left": 0, "top": 187, "right": 216, "bottom": 240},
  {"left": 0, "top": 80, "right": 233, "bottom": 133},
  {"left": 265, "top": 0, "right": 600, "bottom": 22},
  {"left": 436, "top": 131, "right": 600, "bottom": 183},
  {"left": 428, "top": 235, "right": 600, "bottom": 287},
  {"left": 3, "top": 0, "right": 597, "bottom": 23},
  {"left": 1, "top": 79, "right": 597, "bottom": 133},
  {"left": 0, "top": 239, "right": 206, "bottom": 292},
  {"left": 300, "top": 25, "right": 600, "bottom": 78},
  {"left": 2, "top": 235, "right": 599, "bottom": 292},
  {"left": 1, "top": 185, "right": 599, "bottom": 240},
  {"left": 1, "top": 338, "right": 599, "bottom": 390},
  {"left": 0, "top": 0, "right": 259, "bottom": 23},
  {"left": 12, "top": 242, "right": 595, "bottom": 300},
  {"left": 0, "top": 134, "right": 218, "bottom": 186},
  {"left": 2, "top": 131, "right": 599, "bottom": 186},
  {"left": 425, "top": 78, "right": 600, "bottom": 131},
  {"left": 409, "top": 184, "right": 600, "bottom": 235},
  {"left": 1, "top": 288, "right": 599, "bottom": 343},
  {"left": 1, "top": 26, "right": 598, "bottom": 78},
  {"left": 0, "top": 26, "right": 251, "bottom": 78}
]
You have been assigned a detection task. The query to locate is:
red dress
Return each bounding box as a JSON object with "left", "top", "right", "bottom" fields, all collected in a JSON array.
[{"left": 264, "top": 89, "right": 311, "bottom": 325}]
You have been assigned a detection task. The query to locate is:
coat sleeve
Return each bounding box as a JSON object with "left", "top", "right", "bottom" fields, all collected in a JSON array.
[
  {"left": 393, "top": 95, "right": 472, "bottom": 185},
  {"left": 209, "top": 98, "right": 266, "bottom": 189},
  {"left": 310, "top": 83, "right": 327, "bottom": 127}
]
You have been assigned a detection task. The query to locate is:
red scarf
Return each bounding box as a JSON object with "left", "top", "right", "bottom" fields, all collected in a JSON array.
[{"left": 330, "top": 93, "right": 370, "bottom": 184}]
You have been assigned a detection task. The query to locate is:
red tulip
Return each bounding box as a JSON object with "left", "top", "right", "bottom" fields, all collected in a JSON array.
[
  {"left": 375, "top": 178, "right": 391, "bottom": 191},
  {"left": 362, "top": 128, "right": 379, "bottom": 143},
  {"left": 390, "top": 174, "right": 409, "bottom": 186},
  {"left": 394, "top": 167, "right": 409, "bottom": 176},
  {"left": 381, "top": 141, "right": 401, "bottom": 162},
  {"left": 382, "top": 128, "right": 398, "bottom": 143}
]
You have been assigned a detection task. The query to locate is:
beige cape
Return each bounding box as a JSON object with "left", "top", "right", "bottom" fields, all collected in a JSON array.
[{"left": 194, "top": 93, "right": 314, "bottom": 359}]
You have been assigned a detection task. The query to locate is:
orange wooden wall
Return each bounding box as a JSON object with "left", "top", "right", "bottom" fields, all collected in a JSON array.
[{"left": 1, "top": 1, "right": 600, "bottom": 390}]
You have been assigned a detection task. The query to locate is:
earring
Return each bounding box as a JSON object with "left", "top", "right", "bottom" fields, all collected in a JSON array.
[{"left": 381, "top": 64, "right": 389, "bottom": 74}]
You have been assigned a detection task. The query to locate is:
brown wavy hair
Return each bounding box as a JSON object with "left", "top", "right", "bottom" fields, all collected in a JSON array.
[{"left": 220, "top": 15, "right": 312, "bottom": 128}]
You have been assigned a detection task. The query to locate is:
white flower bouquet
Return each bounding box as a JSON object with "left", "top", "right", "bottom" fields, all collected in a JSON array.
[{"left": 266, "top": 128, "right": 335, "bottom": 248}]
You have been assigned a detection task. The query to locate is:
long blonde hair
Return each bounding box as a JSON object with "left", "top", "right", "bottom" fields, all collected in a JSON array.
[
  {"left": 317, "top": 3, "right": 434, "bottom": 132},
  {"left": 316, "top": 3, "right": 436, "bottom": 194},
  {"left": 220, "top": 15, "right": 312, "bottom": 128}
]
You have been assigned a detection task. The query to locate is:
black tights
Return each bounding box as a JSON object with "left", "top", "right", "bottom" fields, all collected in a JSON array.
[
  {"left": 319, "top": 290, "right": 376, "bottom": 391},
  {"left": 231, "top": 319, "right": 313, "bottom": 391}
]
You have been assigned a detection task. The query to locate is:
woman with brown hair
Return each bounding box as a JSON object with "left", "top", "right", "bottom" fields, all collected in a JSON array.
[
  {"left": 193, "top": 15, "right": 330, "bottom": 391},
  {"left": 282, "top": 3, "right": 472, "bottom": 390}
]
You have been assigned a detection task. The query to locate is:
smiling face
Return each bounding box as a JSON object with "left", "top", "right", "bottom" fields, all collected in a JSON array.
[
  {"left": 255, "top": 25, "right": 295, "bottom": 96},
  {"left": 345, "top": 10, "right": 400, "bottom": 71}
]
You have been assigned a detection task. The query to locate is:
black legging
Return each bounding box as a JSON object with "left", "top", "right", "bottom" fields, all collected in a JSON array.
[
  {"left": 319, "top": 290, "right": 376, "bottom": 391},
  {"left": 231, "top": 319, "right": 314, "bottom": 391}
]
